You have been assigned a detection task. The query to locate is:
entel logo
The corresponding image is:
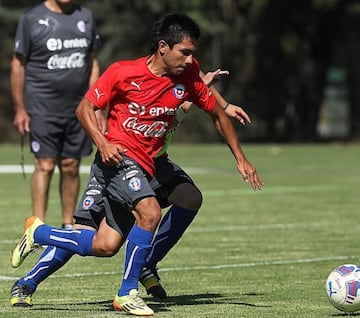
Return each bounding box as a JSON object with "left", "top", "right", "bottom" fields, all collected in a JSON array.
[
  {"left": 149, "top": 106, "right": 176, "bottom": 117},
  {"left": 128, "top": 102, "right": 146, "bottom": 115},
  {"left": 46, "top": 38, "right": 88, "bottom": 51},
  {"left": 128, "top": 102, "right": 176, "bottom": 117}
]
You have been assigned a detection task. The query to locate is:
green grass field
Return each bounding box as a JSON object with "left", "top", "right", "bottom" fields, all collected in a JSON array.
[{"left": 1, "top": 143, "right": 360, "bottom": 318}]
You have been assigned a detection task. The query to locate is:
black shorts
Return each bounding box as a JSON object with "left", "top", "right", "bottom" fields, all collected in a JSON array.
[
  {"left": 151, "top": 156, "right": 195, "bottom": 208},
  {"left": 74, "top": 155, "right": 195, "bottom": 235},
  {"left": 75, "top": 197, "right": 136, "bottom": 239},
  {"left": 74, "top": 170, "right": 136, "bottom": 238},
  {"left": 29, "top": 114, "right": 92, "bottom": 159}
]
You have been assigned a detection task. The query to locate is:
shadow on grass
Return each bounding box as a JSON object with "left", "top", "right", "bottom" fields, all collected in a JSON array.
[
  {"left": 28, "top": 292, "right": 270, "bottom": 313},
  {"left": 151, "top": 292, "right": 270, "bottom": 313},
  {"left": 330, "top": 313, "right": 360, "bottom": 317}
]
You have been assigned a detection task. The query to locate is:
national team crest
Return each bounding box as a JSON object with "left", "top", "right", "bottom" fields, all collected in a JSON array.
[
  {"left": 82, "top": 196, "right": 95, "bottom": 209},
  {"left": 77, "top": 20, "right": 86, "bottom": 33},
  {"left": 128, "top": 177, "right": 142, "bottom": 192},
  {"left": 173, "top": 84, "right": 185, "bottom": 99},
  {"left": 31, "top": 141, "right": 40, "bottom": 153}
]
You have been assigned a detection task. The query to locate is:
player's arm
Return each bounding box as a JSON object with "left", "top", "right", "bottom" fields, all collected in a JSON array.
[
  {"left": 76, "top": 98, "right": 126, "bottom": 165},
  {"left": 185, "top": 69, "right": 251, "bottom": 127},
  {"left": 181, "top": 69, "right": 229, "bottom": 114},
  {"left": 204, "top": 69, "right": 251, "bottom": 126},
  {"left": 89, "top": 53, "right": 100, "bottom": 86},
  {"left": 88, "top": 54, "right": 107, "bottom": 133},
  {"left": 209, "top": 104, "right": 264, "bottom": 191},
  {"left": 10, "top": 53, "right": 29, "bottom": 135}
]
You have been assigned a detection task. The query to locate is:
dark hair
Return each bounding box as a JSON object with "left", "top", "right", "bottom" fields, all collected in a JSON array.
[{"left": 149, "top": 12, "right": 201, "bottom": 54}]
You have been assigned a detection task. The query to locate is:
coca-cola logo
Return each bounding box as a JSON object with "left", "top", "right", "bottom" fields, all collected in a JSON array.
[
  {"left": 47, "top": 53, "right": 85, "bottom": 70},
  {"left": 122, "top": 117, "right": 168, "bottom": 137}
]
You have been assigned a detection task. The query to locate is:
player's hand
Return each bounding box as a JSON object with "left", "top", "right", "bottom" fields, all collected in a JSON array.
[
  {"left": 237, "top": 159, "right": 264, "bottom": 191},
  {"left": 202, "top": 68, "right": 229, "bottom": 86},
  {"left": 224, "top": 104, "right": 251, "bottom": 126},
  {"left": 13, "top": 109, "right": 30, "bottom": 135},
  {"left": 99, "top": 143, "right": 127, "bottom": 166}
]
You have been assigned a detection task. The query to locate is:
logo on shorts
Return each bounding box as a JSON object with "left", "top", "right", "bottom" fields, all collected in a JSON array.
[
  {"left": 31, "top": 141, "right": 40, "bottom": 153},
  {"left": 122, "top": 170, "right": 139, "bottom": 180},
  {"left": 82, "top": 196, "right": 95, "bottom": 209},
  {"left": 86, "top": 189, "right": 101, "bottom": 195},
  {"left": 173, "top": 84, "right": 185, "bottom": 99},
  {"left": 128, "top": 177, "right": 142, "bottom": 192}
]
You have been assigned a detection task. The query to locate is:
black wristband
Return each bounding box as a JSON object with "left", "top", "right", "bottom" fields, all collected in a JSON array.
[{"left": 223, "top": 103, "right": 230, "bottom": 111}]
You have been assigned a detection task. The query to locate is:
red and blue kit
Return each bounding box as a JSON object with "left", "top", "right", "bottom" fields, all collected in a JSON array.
[{"left": 85, "top": 56, "right": 216, "bottom": 176}]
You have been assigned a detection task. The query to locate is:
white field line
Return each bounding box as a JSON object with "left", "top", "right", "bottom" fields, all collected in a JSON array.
[
  {"left": 1, "top": 255, "right": 358, "bottom": 282},
  {"left": 0, "top": 165, "right": 211, "bottom": 175},
  {"left": 0, "top": 222, "right": 331, "bottom": 246}
]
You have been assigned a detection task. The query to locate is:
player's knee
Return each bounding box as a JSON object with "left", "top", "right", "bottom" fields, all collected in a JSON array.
[
  {"left": 186, "top": 186, "right": 203, "bottom": 210},
  {"left": 59, "top": 158, "right": 80, "bottom": 176},
  {"left": 134, "top": 198, "right": 162, "bottom": 231},
  {"left": 92, "top": 242, "right": 120, "bottom": 256},
  {"left": 91, "top": 232, "right": 122, "bottom": 256},
  {"left": 169, "top": 183, "right": 203, "bottom": 210},
  {"left": 34, "top": 158, "right": 56, "bottom": 175}
]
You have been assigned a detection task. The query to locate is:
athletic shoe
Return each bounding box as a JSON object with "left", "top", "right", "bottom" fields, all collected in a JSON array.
[
  {"left": 10, "top": 216, "right": 43, "bottom": 268},
  {"left": 10, "top": 281, "right": 33, "bottom": 307},
  {"left": 61, "top": 223, "right": 73, "bottom": 230},
  {"left": 140, "top": 267, "right": 167, "bottom": 299},
  {"left": 113, "top": 289, "right": 154, "bottom": 316}
]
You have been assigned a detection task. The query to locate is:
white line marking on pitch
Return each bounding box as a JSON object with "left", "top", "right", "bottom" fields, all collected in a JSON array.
[
  {"left": 0, "top": 165, "right": 214, "bottom": 175},
  {"left": 0, "top": 222, "right": 331, "bottom": 245},
  {"left": 1, "top": 255, "right": 357, "bottom": 282}
]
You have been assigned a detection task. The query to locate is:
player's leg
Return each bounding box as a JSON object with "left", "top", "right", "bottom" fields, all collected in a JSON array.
[
  {"left": 29, "top": 115, "right": 68, "bottom": 223},
  {"left": 10, "top": 200, "right": 132, "bottom": 268},
  {"left": 97, "top": 155, "right": 160, "bottom": 315},
  {"left": 31, "top": 157, "right": 56, "bottom": 222},
  {"left": 141, "top": 157, "right": 202, "bottom": 298},
  {"left": 59, "top": 116, "right": 93, "bottom": 228},
  {"left": 11, "top": 243, "right": 77, "bottom": 307},
  {"left": 141, "top": 184, "right": 201, "bottom": 298},
  {"left": 58, "top": 157, "right": 80, "bottom": 228},
  {"left": 113, "top": 196, "right": 160, "bottom": 316},
  {"left": 10, "top": 169, "right": 106, "bottom": 307},
  {"left": 146, "top": 182, "right": 202, "bottom": 269}
]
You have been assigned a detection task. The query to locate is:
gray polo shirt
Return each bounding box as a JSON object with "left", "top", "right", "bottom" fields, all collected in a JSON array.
[{"left": 14, "top": 3, "right": 101, "bottom": 116}]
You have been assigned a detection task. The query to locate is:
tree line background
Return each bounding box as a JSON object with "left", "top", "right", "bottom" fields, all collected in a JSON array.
[{"left": 1, "top": 0, "right": 359, "bottom": 144}]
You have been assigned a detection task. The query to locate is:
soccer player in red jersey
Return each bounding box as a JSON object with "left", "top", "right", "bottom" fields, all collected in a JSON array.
[{"left": 11, "top": 13, "right": 263, "bottom": 315}]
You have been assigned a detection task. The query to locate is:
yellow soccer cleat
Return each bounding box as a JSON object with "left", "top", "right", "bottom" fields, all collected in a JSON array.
[
  {"left": 10, "top": 281, "right": 33, "bottom": 307},
  {"left": 10, "top": 216, "right": 43, "bottom": 268},
  {"left": 113, "top": 289, "right": 154, "bottom": 316}
]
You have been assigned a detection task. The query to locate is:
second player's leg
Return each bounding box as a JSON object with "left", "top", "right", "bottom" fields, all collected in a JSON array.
[
  {"left": 58, "top": 157, "right": 81, "bottom": 227},
  {"left": 31, "top": 157, "right": 56, "bottom": 222}
]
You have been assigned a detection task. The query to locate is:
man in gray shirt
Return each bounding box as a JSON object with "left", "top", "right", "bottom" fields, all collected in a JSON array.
[{"left": 11, "top": 0, "right": 102, "bottom": 228}]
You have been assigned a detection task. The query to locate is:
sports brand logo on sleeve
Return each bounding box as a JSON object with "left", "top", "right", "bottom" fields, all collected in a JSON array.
[{"left": 94, "top": 88, "right": 105, "bottom": 101}]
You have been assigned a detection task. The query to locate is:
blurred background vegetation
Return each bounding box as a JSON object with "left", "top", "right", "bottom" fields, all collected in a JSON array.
[{"left": 1, "top": 0, "right": 359, "bottom": 143}]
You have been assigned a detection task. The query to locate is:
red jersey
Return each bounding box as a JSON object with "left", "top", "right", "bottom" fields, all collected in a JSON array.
[{"left": 85, "top": 56, "right": 216, "bottom": 176}]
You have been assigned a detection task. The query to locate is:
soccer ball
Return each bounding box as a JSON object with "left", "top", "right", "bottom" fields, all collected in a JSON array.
[{"left": 325, "top": 264, "right": 360, "bottom": 312}]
